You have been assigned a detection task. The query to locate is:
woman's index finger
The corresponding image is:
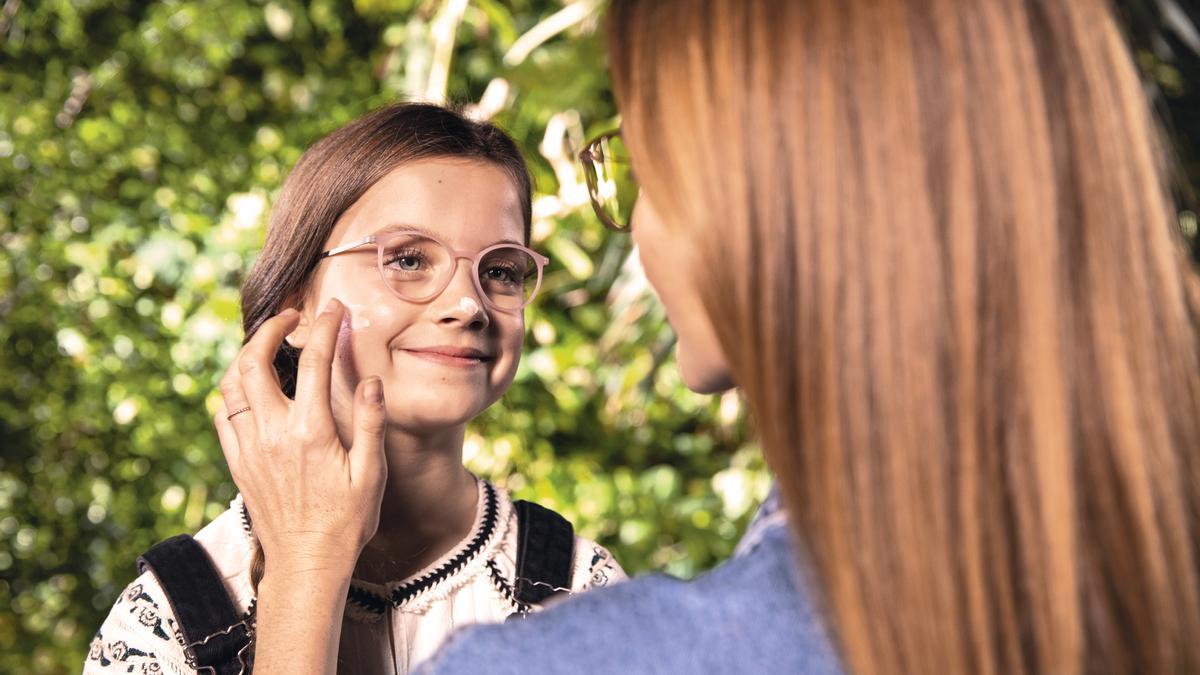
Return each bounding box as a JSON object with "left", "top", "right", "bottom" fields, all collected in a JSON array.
[
  {"left": 237, "top": 308, "right": 301, "bottom": 405},
  {"left": 293, "top": 298, "right": 344, "bottom": 414}
]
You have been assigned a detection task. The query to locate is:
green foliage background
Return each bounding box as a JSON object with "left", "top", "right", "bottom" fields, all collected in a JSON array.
[{"left": 1, "top": 1, "right": 1196, "bottom": 672}]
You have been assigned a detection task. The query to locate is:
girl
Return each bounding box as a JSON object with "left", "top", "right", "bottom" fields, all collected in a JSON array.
[{"left": 85, "top": 103, "right": 624, "bottom": 675}]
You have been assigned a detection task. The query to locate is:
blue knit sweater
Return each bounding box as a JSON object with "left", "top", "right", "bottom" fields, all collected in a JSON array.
[{"left": 415, "top": 490, "right": 844, "bottom": 674}]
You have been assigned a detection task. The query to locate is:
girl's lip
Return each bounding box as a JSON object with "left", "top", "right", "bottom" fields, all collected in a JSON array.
[{"left": 400, "top": 348, "right": 492, "bottom": 367}]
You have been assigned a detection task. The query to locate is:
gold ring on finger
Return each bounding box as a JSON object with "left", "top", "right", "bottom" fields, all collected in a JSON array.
[{"left": 226, "top": 406, "right": 252, "bottom": 421}]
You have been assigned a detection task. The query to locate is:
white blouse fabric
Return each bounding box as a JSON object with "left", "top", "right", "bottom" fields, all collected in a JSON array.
[{"left": 84, "top": 479, "right": 626, "bottom": 675}]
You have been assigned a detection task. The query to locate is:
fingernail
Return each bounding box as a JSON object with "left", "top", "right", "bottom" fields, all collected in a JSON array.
[
  {"left": 280, "top": 307, "right": 298, "bottom": 318},
  {"left": 364, "top": 377, "right": 383, "bottom": 404},
  {"left": 325, "top": 298, "right": 342, "bottom": 313}
]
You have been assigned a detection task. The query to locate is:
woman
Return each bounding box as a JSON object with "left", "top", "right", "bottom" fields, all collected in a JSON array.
[
  {"left": 219, "top": 0, "right": 1200, "bottom": 673},
  {"left": 84, "top": 103, "right": 624, "bottom": 675}
]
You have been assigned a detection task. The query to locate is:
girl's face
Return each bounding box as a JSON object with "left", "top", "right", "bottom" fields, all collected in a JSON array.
[
  {"left": 291, "top": 158, "right": 527, "bottom": 433},
  {"left": 630, "top": 192, "right": 735, "bottom": 394}
]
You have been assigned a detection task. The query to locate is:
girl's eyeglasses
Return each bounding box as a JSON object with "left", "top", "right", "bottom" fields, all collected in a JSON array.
[{"left": 318, "top": 229, "right": 550, "bottom": 313}]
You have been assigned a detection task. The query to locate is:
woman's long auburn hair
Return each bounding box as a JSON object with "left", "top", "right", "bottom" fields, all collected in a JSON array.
[{"left": 609, "top": 1, "right": 1200, "bottom": 673}]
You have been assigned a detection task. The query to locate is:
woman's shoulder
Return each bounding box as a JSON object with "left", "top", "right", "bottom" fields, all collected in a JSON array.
[
  {"left": 415, "top": 519, "right": 842, "bottom": 675},
  {"left": 83, "top": 498, "right": 256, "bottom": 674}
]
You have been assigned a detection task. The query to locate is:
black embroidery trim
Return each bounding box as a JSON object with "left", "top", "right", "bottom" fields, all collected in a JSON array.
[
  {"left": 238, "top": 596, "right": 258, "bottom": 673},
  {"left": 345, "top": 481, "right": 499, "bottom": 614},
  {"left": 486, "top": 558, "right": 529, "bottom": 615},
  {"left": 238, "top": 498, "right": 253, "bottom": 535},
  {"left": 347, "top": 584, "right": 390, "bottom": 614}
]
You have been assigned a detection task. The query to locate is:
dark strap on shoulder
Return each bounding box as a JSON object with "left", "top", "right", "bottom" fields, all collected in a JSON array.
[
  {"left": 513, "top": 500, "right": 575, "bottom": 606},
  {"left": 138, "top": 534, "right": 251, "bottom": 674}
]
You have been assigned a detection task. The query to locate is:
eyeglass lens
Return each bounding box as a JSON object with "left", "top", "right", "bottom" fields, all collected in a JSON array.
[
  {"left": 379, "top": 233, "right": 539, "bottom": 310},
  {"left": 586, "top": 133, "right": 636, "bottom": 230}
]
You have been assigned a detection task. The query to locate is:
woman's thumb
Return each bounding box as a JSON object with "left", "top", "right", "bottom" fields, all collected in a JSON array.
[{"left": 349, "top": 376, "right": 387, "bottom": 480}]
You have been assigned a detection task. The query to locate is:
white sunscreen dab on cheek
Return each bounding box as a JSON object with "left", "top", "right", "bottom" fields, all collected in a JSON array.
[{"left": 459, "top": 297, "right": 481, "bottom": 314}]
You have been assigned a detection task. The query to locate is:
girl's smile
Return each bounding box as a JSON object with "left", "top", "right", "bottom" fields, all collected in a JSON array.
[{"left": 398, "top": 345, "right": 495, "bottom": 367}]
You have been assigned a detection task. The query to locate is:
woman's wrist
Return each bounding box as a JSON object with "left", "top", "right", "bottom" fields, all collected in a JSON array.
[
  {"left": 255, "top": 558, "right": 353, "bottom": 675},
  {"left": 258, "top": 536, "right": 362, "bottom": 578},
  {"left": 261, "top": 555, "right": 358, "bottom": 586}
]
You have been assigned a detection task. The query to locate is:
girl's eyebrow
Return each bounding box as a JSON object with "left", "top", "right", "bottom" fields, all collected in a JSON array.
[{"left": 375, "top": 222, "right": 524, "bottom": 248}]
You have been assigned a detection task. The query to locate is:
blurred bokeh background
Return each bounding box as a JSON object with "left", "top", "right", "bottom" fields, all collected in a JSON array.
[{"left": 1, "top": 0, "right": 1197, "bottom": 672}]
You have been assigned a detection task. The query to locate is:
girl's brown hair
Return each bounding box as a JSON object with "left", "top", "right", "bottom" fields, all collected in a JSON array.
[
  {"left": 609, "top": 1, "right": 1200, "bottom": 673},
  {"left": 238, "top": 102, "right": 532, "bottom": 591}
]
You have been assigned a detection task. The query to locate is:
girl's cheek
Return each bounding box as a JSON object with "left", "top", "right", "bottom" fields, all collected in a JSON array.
[
  {"left": 342, "top": 302, "right": 397, "bottom": 358},
  {"left": 343, "top": 303, "right": 378, "bottom": 335}
]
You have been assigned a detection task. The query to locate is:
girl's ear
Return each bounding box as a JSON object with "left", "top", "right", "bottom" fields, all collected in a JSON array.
[
  {"left": 285, "top": 313, "right": 312, "bottom": 350},
  {"left": 281, "top": 293, "right": 312, "bottom": 350}
]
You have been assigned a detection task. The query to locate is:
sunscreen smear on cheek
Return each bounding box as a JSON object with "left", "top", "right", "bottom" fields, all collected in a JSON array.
[
  {"left": 344, "top": 303, "right": 372, "bottom": 330},
  {"left": 336, "top": 308, "right": 354, "bottom": 354}
]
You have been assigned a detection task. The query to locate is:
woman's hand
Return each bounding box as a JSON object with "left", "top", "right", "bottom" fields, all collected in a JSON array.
[{"left": 214, "top": 299, "right": 388, "bottom": 579}]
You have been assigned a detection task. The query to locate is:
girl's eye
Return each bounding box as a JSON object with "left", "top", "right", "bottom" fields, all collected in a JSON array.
[
  {"left": 384, "top": 249, "right": 426, "bottom": 271},
  {"left": 483, "top": 265, "right": 518, "bottom": 283}
]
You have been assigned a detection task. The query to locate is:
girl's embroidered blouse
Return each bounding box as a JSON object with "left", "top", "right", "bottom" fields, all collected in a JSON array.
[{"left": 84, "top": 479, "right": 625, "bottom": 675}]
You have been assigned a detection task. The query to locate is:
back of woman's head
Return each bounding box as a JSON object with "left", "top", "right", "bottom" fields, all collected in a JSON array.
[
  {"left": 240, "top": 102, "right": 532, "bottom": 395},
  {"left": 609, "top": 0, "right": 1200, "bottom": 673}
]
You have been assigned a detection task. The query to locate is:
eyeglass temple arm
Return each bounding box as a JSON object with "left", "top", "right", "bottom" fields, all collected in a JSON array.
[
  {"left": 318, "top": 235, "right": 377, "bottom": 259},
  {"left": 579, "top": 128, "right": 622, "bottom": 162}
]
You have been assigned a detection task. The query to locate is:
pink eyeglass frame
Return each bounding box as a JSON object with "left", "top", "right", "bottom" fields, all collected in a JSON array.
[{"left": 317, "top": 229, "right": 550, "bottom": 314}]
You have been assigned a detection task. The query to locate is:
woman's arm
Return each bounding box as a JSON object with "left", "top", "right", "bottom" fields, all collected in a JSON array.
[
  {"left": 213, "top": 300, "right": 388, "bottom": 674},
  {"left": 254, "top": 564, "right": 354, "bottom": 673}
]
